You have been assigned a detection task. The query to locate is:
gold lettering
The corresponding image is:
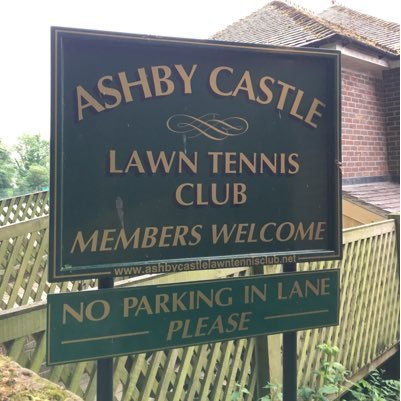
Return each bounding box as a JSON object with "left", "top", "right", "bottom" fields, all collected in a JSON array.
[
  {"left": 99, "top": 229, "right": 116, "bottom": 251},
  {"left": 135, "top": 296, "right": 153, "bottom": 316},
  {"left": 224, "top": 152, "right": 237, "bottom": 173},
  {"left": 305, "top": 98, "right": 326, "bottom": 128},
  {"left": 166, "top": 320, "right": 183, "bottom": 340},
  {"left": 277, "top": 283, "right": 287, "bottom": 300},
  {"left": 63, "top": 303, "right": 84, "bottom": 324},
  {"left": 276, "top": 222, "right": 295, "bottom": 242},
  {"left": 124, "top": 151, "right": 145, "bottom": 174},
  {"left": 294, "top": 222, "right": 315, "bottom": 241},
  {"left": 208, "top": 151, "right": 223, "bottom": 173},
  {"left": 260, "top": 223, "right": 276, "bottom": 242},
  {"left": 195, "top": 317, "right": 209, "bottom": 337},
  {"left": 238, "top": 311, "right": 252, "bottom": 330},
  {"left": 175, "top": 183, "right": 193, "bottom": 206},
  {"left": 232, "top": 70, "right": 256, "bottom": 101},
  {"left": 288, "top": 153, "right": 300, "bottom": 174},
  {"left": 215, "top": 288, "right": 233, "bottom": 306},
  {"left": 118, "top": 68, "right": 152, "bottom": 102},
  {"left": 321, "top": 278, "right": 330, "bottom": 295},
  {"left": 70, "top": 230, "right": 99, "bottom": 253},
  {"left": 97, "top": 75, "right": 122, "bottom": 110},
  {"left": 76, "top": 85, "right": 105, "bottom": 121},
  {"left": 250, "top": 285, "right": 267, "bottom": 302},
  {"left": 305, "top": 280, "right": 320, "bottom": 296},
  {"left": 159, "top": 226, "right": 174, "bottom": 247},
  {"left": 151, "top": 65, "right": 174, "bottom": 97},
  {"left": 146, "top": 150, "right": 176, "bottom": 173},
  {"left": 178, "top": 152, "right": 198, "bottom": 174},
  {"left": 189, "top": 225, "right": 202, "bottom": 246},
  {"left": 175, "top": 64, "right": 198, "bottom": 94},
  {"left": 123, "top": 297, "right": 138, "bottom": 317},
  {"left": 315, "top": 222, "right": 326, "bottom": 240},
  {"left": 85, "top": 300, "right": 110, "bottom": 321},
  {"left": 108, "top": 150, "right": 123, "bottom": 173},
  {"left": 256, "top": 76, "right": 275, "bottom": 104},
  {"left": 235, "top": 223, "right": 249, "bottom": 243},
  {"left": 289, "top": 281, "right": 304, "bottom": 298},
  {"left": 141, "top": 227, "right": 158, "bottom": 248},
  {"left": 233, "top": 183, "right": 247, "bottom": 205},
  {"left": 155, "top": 294, "right": 170, "bottom": 314},
  {"left": 289, "top": 89, "right": 305, "bottom": 120},
  {"left": 173, "top": 225, "right": 189, "bottom": 246},
  {"left": 276, "top": 80, "right": 296, "bottom": 111},
  {"left": 209, "top": 66, "right": 233, "bottom": 96},
  {"left": 114, "top": 228, "right": 141, "bottom": 250}
]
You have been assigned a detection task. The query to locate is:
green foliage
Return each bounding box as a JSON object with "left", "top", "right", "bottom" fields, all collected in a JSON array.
[
  {"left": 260, "top": 382, "right": 283, "bottom": 401},
  {"left": 0, "top": 134, "right": 50, "bottom": 199},
  {"left": 231, "top": 383, "right": 251, "bottom": 401},
  {"left": 298, "top": 343, "right": 349, "bottom": 401},
  {"left": 232, "top": 343, "right": 399, "bottom": 401},
  {"left": 14, "top": 133, "right": 49, "bottom": 174},
  {"left": 0, "top": 139, "right": 15, "bottom": 198},
  {"left": 347, "top": 369, "right": 400, "bottom": 401},
  {"left": 13, "top": 133, "right": 49, "bottom": 195}
]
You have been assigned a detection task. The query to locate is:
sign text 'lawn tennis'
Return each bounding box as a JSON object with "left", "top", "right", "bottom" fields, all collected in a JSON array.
[{"left": 50, "top": 27, "right": 341, "bottom": 281}]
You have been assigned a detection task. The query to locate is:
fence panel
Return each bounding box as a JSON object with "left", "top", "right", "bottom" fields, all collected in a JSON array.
[
  {"left": 297, "top": 219, "right": 399, "bottom": 388},
  {"left": 0, "top": 191, "right": 49, "bottom": 226},
  {"left": 0, "top": 216, "right": 96, "bottom": 310}
]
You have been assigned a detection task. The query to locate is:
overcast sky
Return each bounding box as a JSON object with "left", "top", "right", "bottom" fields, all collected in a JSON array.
[{"left": 0, "top": 0, "right": 398, "bottom": 146}]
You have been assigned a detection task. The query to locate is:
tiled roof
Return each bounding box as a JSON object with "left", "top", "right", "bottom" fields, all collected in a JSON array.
[
  {"left": 320, "top": 5, "right": 400, "bottom": 55},
  {"left": 342, "top": 182, "right": 400, "bottom": 216},
  {"left": 212, "top": 1, "right": 335, "bottom": 47},
  {"left": 212, "top": 1, "right": 400, "bottom": 57}
]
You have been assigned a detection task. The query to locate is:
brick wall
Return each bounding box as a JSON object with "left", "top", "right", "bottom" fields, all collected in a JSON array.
[
  {"left": 383, "top": 68, "right": 400, "bottom": 178},
  {"left": 341, "top": 68, "right": 389, "bottom": 179}
]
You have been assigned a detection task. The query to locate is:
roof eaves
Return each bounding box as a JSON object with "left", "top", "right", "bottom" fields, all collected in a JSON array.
[{"left": 265, "top": 1, "right": 399, "bottom": 57}]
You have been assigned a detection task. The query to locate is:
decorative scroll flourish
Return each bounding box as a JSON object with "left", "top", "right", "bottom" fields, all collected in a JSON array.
[{"left": 166, "top": 113, "right": 249, "bottom": 141}]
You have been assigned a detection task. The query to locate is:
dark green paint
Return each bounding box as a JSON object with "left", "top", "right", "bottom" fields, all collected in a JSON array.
[
  {"left": 50, "top": 27, "right": 341, "bottom": 281},
  {"left": 47, "top": 269, "right": 339, "bottom": 365}
]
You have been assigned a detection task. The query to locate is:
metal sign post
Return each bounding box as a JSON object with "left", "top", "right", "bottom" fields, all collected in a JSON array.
[
  {"left": 97, "top": 277, "right": 114, "bottom": 401},
  {"left": 282, "top": 262, "right": 298, "bottom": 400}
]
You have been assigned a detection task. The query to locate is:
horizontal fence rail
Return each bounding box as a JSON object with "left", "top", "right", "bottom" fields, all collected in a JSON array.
[
  {"left": 0, "top": 190, "right": 49, "bottom": 227},
  {"left": 0, "top": 203, "right": 399, "bottom": 400}
]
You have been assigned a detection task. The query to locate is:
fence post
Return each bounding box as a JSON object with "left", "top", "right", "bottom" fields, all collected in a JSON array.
[
  {"left": 282, "top": 262, "right": 297, "bottom": 401},
  {"left": 97, "top": 277, "right": 114, "bottom": 401},
  {"left": 388, "top": 212, "right": 400, "bottom": 264},
  {"left": 253, "top": 265, "right": 270, "bottom": 398}
]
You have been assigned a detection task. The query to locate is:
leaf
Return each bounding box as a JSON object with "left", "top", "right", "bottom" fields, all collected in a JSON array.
[
  {"left": 298, "top": 386, "right": 314, "bottom": 399},
  {"left": 231, "top": 391, "right": 241, "bottom": 401},
  {"left": 319, "top": 384, "right": 339, "bottom": 395}
]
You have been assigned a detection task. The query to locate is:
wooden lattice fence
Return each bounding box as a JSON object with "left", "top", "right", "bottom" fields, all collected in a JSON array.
[
  {"left": 0, "top": 196, "right": 399, "bottom": 400},
  {"left": 0, "top": 215, "right": 96, "bottom": 310},
  {"left": 0, "top": 191, "right": 49, "bottom": 226},
  {"left": 296, "top": 219, "right": 400, "bottom": 387}
]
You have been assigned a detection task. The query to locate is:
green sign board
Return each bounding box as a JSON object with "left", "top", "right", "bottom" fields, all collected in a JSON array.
[
  {"left": 47, "top": 269, "right": 339, "bottom": 364},
  {"left": 50, "top": 27, "right": 341, "bottom": 281}
]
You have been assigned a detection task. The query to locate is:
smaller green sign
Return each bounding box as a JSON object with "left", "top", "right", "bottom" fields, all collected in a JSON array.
[{"left": 47, "top": 270, "right": 339, "bottom": 365}]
